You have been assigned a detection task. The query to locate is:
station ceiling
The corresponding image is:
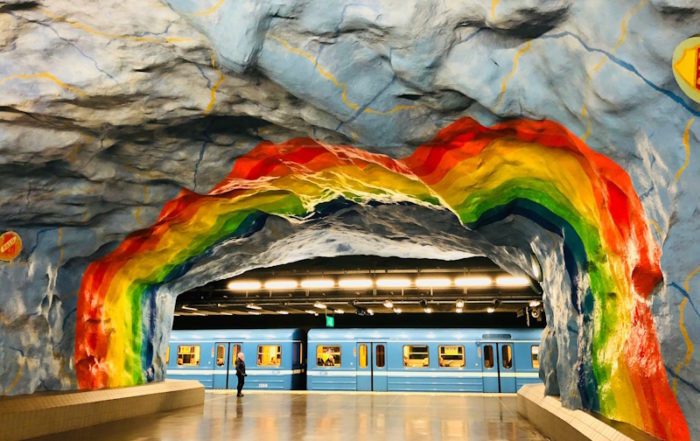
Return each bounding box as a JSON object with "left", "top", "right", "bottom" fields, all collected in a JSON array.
[{"left": 175, "top": 256, "right": 544, "bottom": 320}]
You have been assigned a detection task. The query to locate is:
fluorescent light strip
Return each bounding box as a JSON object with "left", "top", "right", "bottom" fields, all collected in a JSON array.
[
  {"left": 264, "top": 279, "right": 298, "bottom": 290},
  {"left": 227, "top": 280, "right": 261, "bottom": 291},
  {"left": 181, "top": 306, "right": 198, "bottom": 311},
  {"left": 246, "top": 304, "right": 262, "bottom": 310},
  {"left": 454, "top": 276, "right": 493, "bottom": 287},
  {"left": 338, "top": 278, "right": 373, "bottom": 289},
  {"left": 415, "top": 277, "right": 451, "bottom": 288},
  {"left": 376, "top": 277, "right": 411, "bottom": 288},
  {"left": 301, "top": 279, "right": 335, "bottom": 289},
  {"left": 495, "top": 275, "right": 530, "bottom": 287}
]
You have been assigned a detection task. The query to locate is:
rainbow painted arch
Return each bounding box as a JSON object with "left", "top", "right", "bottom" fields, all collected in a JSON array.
[{"left": 75, "top": 118, "right": 689, "bottom": 440}]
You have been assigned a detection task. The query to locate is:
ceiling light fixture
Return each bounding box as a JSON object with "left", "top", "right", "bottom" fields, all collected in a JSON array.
[
  {"left": 487, "top": 307, "right": 495, "bottom": 313},
  {"left": 338, "top": 278, "right": 373, "bottom": 289},
  {"left": 278, "top": 311, "right": 289, "bottom": 315},
  {"left": 415, "top": 277, "right": 451, "bottom": 288},
  {"left": 367, "top": 308, "right": 374, "bottom": 316},
  {"left": 313, "top": 301, "right": 327, "bottom": 309},
  {"left": 376, "top": 277, "right": 411, "bottom": 288},
  {"left": 246, "top": 303, "right": 262, "bottom": 310},
  {"left": 424, "top": 307, "right": 433, "bottom": 313},
  {"left": 264, "top": 279, "right": 298, "bottom": 290},
  {"left": 383, "top": 300, "right": 394, "bottom": 308},
  {"left": 305, "top": 310, "right": 319, "bottom": 316},
  {"left": 393, "top": 308, "right": 402, "bottom": 314},
  {"left": 301, "top": 278, "right": 335, "bottom": 289},
  {"left": 248, "top": 311, "right": 261, "bottom": 316},
  {"left": 456, "top": 308, "right": 463, "bottom": 313},
  {"left": 190, "top": 312, "right": 206, "bottom": 316},
  {"left": 334, "top": 309, "right": 344, "bottom": 315},
  {"left": 495, "top": 275, "right": 530, "bottom": 287},
  {"left": 529, "top": 300, "right": 541, "bottom": 307},
  {"left": 181, "top": 306, "right": 198, "bottom": 311},
  {"left": 227, "top": 280, "right": 262, "bottom": 291},
  {"left": 454, "top": 276, "right": 493, "bottom": 287},
  {"left": 456, "top": 299, "right": 465, "bottom": 308}
]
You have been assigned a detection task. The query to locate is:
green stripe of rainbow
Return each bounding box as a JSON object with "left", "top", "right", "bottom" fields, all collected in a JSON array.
[{"left": 75, "top": 118, "right": 688, "bottom": 440}]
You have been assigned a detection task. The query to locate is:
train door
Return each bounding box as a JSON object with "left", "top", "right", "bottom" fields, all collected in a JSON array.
[
  {"left": 213, "top": 342, "right": 242, "bottom": 389},
  {"left": 356, "top": 342, "right": 388, "bottom": 391},
  {"left": 373, "top": 343, "right": 388, "bottom": 391},
  {"left": 499, "top": 343, "right": 516, "bottom": 393},
  {"left": 481, "top": 343, "right": 499, "bottom": 392},
  {"left": 357, "top": 343, "right": 371, "bottom": 391}
]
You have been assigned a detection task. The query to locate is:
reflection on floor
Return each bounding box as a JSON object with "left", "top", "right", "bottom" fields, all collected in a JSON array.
[{"left": 31, "top": 391, "right": 548, "bottom": 441}]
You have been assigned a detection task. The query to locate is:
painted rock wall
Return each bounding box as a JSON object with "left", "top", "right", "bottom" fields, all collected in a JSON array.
[{"left": 0, "top": 0, "right": 697, "bottom": 439}]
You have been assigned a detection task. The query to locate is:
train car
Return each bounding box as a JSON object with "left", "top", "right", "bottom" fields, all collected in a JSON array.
[
  {"left": 166, "top": 329, "right": 305, "bottom": 390},
  {"left": 307, "top": 328, "right": 541, "bottom": 393}
]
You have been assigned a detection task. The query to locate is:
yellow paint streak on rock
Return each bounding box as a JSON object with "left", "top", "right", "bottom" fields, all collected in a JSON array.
[
  {"left": 5, "top": 362, "right": 23, "bottom": 394},
  {"left": 494, "top": 41, "right": 532, "bottom": 108},
  {"left": 675, "top": 116, "right": 694, "bottom": 182},
  {"left": 39, "top": 8, "right": 192, "bottom": 44},
  {"left": 648, "top": 219, "right": 663, "bottom": 239},
  {"left": 268, "top": 34, "right": 415, "bottom": 115},
  {"left": 205, "top": 51, "right": 225, "bottom": 115},
  {"left": 0, "top": 72, "right": 88, "bottom": 97},
  {"left": 491, "top": 0, "right": 500, "bottom": 17},
  {"left": 673, "top": 265, "right": 699, "bottom": 393},
  {"left": 581, "top": 0, "right": 647, "bottom": 141},
  {"left": 188, "top": 0, "right": 225, "bottom": 16}
]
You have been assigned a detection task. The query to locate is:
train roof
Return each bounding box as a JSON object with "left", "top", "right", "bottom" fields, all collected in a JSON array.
[
  {"left": 307, "top": 328, "right": 542, "bottom": 341},
  {"left": 170, "top": 328, "right": 303, "bottom": 341}
]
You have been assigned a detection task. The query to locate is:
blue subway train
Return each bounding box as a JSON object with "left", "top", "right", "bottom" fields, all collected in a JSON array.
[
  {"left": 166, "top": 328, "right": 542, "bottom": 393},
  {"left": 166, "top": 329, "right": 305, "bottom": 389}
]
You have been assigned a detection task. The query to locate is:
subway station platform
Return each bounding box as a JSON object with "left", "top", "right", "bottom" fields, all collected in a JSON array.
[{"left": 29, "top": 391, "right": 547, "bottom": 441}]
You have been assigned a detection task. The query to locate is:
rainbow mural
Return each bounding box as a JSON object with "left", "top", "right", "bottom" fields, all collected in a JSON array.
[{"left": 75, "top": 118, "right": 689, "bottom": 440}]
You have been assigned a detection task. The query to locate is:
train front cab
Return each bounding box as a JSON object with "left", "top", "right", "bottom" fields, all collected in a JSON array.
[{"left": 167, "top": 329, "right": 305, "bottom": 390}]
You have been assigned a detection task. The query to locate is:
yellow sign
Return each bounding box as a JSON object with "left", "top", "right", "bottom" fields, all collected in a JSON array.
[
  {"left": 0, "top": 231, "right": 22, "bottom": 261},
  {"left": 673, "top": 36, "right": 700, "bottom": 103}
]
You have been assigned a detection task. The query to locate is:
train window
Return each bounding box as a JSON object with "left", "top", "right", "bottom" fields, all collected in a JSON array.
[
  {"left": 257, "top": 345, "right": 282, "bottom": 367},
  {"left": 299, "top": 343, "right": 303, "bottom": 365},
  {"left": 439, "top": 346, "right": 465, "bottom": 368},
  {"left": 216, "top": 344, "right": 226, "bottom": 366},
  {"left": 177, "top": 345, "right": 200, "bottom": 366},
  {"left": 359, "top": 344, "right": 368, "bottom": 368},
  {"left": 316, "top": 346, "right": 341, "bottom": 367},
  {"left": 376, "top": 344, "right": 385, "bottom": 368},
  {"left": 483, "top": 345, "right": 494, "bottom": 368},
  {"left": 403, "top": 345, "right": 429, "bottom": 368},
  {"left": 502, "top": 345, "right": 513, "bottom": 369},
  {"left": 531, "top": 345, "right": 540, "bottom": 369},
  {"left": 231, "top": 344, "right": 241, "bottom": 366}
]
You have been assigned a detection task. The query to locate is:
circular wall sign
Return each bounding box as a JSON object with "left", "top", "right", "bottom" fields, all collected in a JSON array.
[
  {"left": 0, "top": 231, "right": 22, "bottom": 261},
  {"left": 673, "top": 36, "right": 700, "bottom": 103}
]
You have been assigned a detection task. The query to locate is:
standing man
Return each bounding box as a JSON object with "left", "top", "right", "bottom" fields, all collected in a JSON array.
[{"left": 235, "top": 352, "right": 247, "bottom": 397}]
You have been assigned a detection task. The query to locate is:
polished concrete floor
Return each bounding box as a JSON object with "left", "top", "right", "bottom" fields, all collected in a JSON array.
[{"left": 32, "top": 391, "right": 548, "bottom": 441}]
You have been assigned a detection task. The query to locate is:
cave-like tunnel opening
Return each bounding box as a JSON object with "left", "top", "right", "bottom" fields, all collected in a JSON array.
[{"left": 171, "top": 255, "right": 547, "bottom": 329}]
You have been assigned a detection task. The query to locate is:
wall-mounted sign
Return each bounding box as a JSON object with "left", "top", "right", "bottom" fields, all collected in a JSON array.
[
  {"left": 673, "top": 36, "right": 700, "bottom": 103},
  {"left": 0, "top": 231, "right": 22, "bottom": 261}
]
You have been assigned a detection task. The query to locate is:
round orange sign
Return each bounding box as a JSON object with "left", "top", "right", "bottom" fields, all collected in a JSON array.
[{"left": 0, "top": 231, "right": 22, "bottom": 261}]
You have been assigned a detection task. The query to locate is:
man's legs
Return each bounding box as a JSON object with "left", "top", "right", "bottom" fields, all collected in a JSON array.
[{"left": 237, "top": 375, "right": 244, "bottom": 396}]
